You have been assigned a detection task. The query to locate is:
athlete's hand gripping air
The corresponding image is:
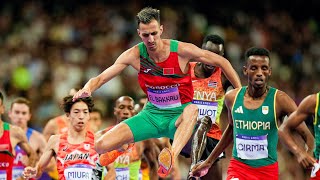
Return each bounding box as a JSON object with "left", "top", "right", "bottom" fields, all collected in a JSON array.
[
  {"left": 295, "top": 149, "right": 316, "bottom": 169},
  {"left": 189, "top": 160, "right": 211, "bottom": 177},
  {"left": 23, "top": 166, "right": 37, "bottom": 180},
  {"left": 72, "top": 88, "right": 91, "bottom": 101}
]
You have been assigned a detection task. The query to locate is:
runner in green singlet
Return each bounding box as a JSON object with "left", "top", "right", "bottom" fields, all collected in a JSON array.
[
  {"left": 190, "top": 47, "right": 314, "bottom": 179},
  {"left": 279, "top": 93, "right": 319, "bottom": 178}
]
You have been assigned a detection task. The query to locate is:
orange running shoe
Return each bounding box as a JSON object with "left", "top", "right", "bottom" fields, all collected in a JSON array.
[{"left": 157, "top": 147, "right": 174, "bottom": 178}]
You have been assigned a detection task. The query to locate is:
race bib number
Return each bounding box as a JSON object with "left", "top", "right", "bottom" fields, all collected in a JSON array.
[
  {"left": 0, "top": 170, "right": 6, "bottom": 180},
  {"left": 139, "top": 170, "right": 142, "bottom": 180},
  {"left": 147, "top": 87, "right": 181, "bottom": 109},
  {"left": 311, "top": 162, "right": 320, "bottom": 178},
  {"left": 236, "top": 134, "right": 268, "bottom": 160},
  {"left": 192, "top": 100, "right": 218, "bottom": 123},
  {"left": 116, "top": 167, "right": 129, "bottom": 180},
  {"left": 64, "top": 164, "right": 93, "bottom": 180},
  {"left": 12, "top": 166, "right": 24, "bottom": 179}
]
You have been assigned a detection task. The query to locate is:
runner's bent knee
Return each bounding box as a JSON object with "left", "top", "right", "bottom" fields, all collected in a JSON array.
[{"left": 95, "top": 123, "right": 134, "bottom": 153}]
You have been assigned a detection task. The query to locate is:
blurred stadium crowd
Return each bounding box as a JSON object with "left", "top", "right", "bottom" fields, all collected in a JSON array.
[{"left": 0, "top": 0, "right": 319, "bottom": 130}]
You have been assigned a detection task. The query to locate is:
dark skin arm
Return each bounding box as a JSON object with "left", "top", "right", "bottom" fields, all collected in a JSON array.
[
  {"left": 277, "top": 90, "right": 314, "bottom": 154},
  {"left": 279, "top": 94, "right": 316, "bottom": 168},
  {"left": 189, "top": 88, "right": 239, "bottom": 177},
  {"left": 221, "top": 74, "right": 233, "bottom": 91}
]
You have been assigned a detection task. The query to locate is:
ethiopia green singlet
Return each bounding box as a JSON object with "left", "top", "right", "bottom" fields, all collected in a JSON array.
[
  {"left": 313, "top": 92, "right": 320, "bottom": 160},
  {"left": 232, "top": 86, "right": 278, "bottom": 167}
]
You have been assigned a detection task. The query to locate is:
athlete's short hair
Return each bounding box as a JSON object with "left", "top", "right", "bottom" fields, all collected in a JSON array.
[
  {"left": 62, "top": 96, "right": 94, "bottom": 113},
  {"left": 203, "top": 34, "right": 224, "bottom": 46},
  {"left": 245, "top": 47, "right": 270, "bottom": 60},
  {"left": 136, "top": 7, "right": 160, "bottom": 25},
  {"left": 11, "top": 97, "right": 32, "bottom": 113}
]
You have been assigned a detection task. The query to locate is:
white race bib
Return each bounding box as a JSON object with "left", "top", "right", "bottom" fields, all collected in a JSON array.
[
  {"left": 192, "top": 100, "right": 218, "bottom": 123},
  {"left": 236, "top": 134, "right": 268, "bottom": 160},
  {"left": 116, "top": 168, "right": 129, "bottom": 180},
  {"left": 147, "top": 87, "right": 181, "bottom": 109},
  {"left": 0, "top": 170, "right": 6, "bottom": 180},
  {"left": 139, "top": 170, "right": 142, "bottom": 180},
  {"left": 64, "top": 164, "right": 93, "bottom": 180},
  {"left": 12, "top": 166, "right": 24, "bottom": 179}
]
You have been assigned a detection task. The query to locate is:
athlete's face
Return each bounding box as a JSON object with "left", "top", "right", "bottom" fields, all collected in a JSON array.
[
  {"left": 243, "top": 55, "right": 271, "bottom": 89},
  {"left": 137, "top": 19, "right": 163, "bottom": 52},
  {"left": 89, "top": 111, "right": 102, "bottom": 133},
  {"left": 9, "top": 103, "right": 31, "bottom": 129},
  {"left": 67, "top": 101, "right": 90, "bottom": 132},
  {"left": 114, "top": 99, "right": 135, "bottom": 123},
  {"left": 201, "top": 42, "right": 224, "bottom": 71}
]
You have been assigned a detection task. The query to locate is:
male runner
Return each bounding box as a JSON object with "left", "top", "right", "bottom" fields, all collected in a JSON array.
[
  {"left": 99, "top": 96, "right": 144, "bottom": 180},
  {"left": 8, "top": 97, "right": 48, "bottom": 180},
  {"left": 42, "top": 88, "right": 80, "bottom": 179},
  {"left": 279, "top": 93, "right": 319, "bottom": 178},
  {"left": 0, "top": 92, "right": 36, "bottom": 180},
  {"left": 187, "top": 34, "right": 232, "bottom": 180},
  {"left": 23, "top": 96, "right": 101, "bottom": 180},
  {"left": 73, "top": 7, "right": 241, "bottom": 178},
  {"left": 190, "top": 47, "right": 313, "bottom": 179}
]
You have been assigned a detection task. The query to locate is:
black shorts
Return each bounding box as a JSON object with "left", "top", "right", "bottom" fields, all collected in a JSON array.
[{"left": 170, "top": 136, "right": 225, "bottom": 162}]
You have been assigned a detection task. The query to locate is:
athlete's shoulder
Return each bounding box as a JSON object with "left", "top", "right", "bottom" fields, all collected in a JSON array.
[
  {"left": 177, "top": 41, "right": 204, "bottom": 59},
  {"left": 30, "top": 129, "right": 46, "bottom": 142},
  {"left": 118, "top": 45, "right": 140, "bottom": 61},
  {"left": 46, "top": 115, "right": 62, "bottom": 126},
  {"left": 225, "top": 88, "right": 242, "bottom": 98},
  {"left": 47, "top": 134, "right": 60, "bottom": 145},
  {"left": 274, "top": 89, "right": 297, "bottom": 114},
  {"left": 275, "top": 89, "right": 293, "bottom": 102},
  {"left": 225, "top": 88, "right": 242, "bottom": 107},
  {"left": 298, "top": 93, "right": 317, "bottom": 112},
  {"left": 176, "top": 40, "right": 194, "bottom": 49},
  {"left": 306, "top": 93, "right": 318, "bottom": 102},
  {"left": 43, "top": 116, "right": 60, "bottom": 134}
]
